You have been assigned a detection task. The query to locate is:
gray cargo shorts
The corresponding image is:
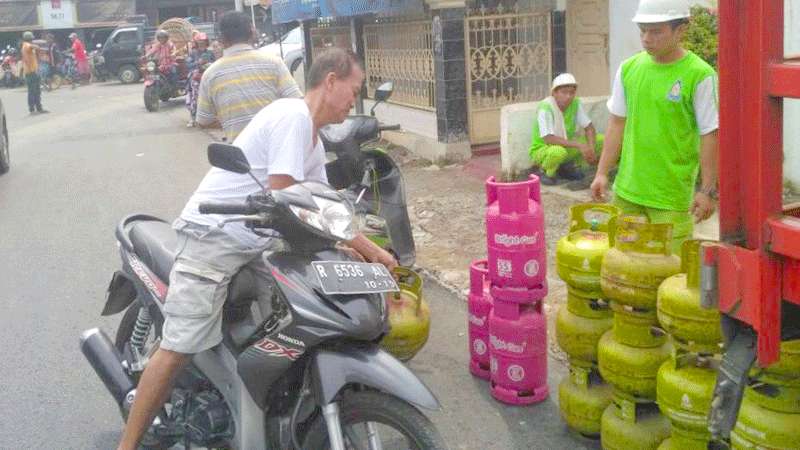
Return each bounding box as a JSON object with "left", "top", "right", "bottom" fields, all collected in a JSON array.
[{"left": 160, "top": 219, "right": 281, "bottom": 354}]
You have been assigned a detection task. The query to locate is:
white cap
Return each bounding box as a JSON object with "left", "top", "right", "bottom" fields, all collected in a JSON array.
[
  {"left": 632, "top": 0, "right": 690, "bottom": 23},
  {"left": 552, "top": 73, "right": 578, "bottom": 91}
]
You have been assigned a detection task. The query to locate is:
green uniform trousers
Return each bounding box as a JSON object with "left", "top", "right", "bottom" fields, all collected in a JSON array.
[
  {"left": 612, "top": 194, "right": 693, "bottom": 256},
  {"left": 530, "top": 135, "right": 604, "bottom": 177}
]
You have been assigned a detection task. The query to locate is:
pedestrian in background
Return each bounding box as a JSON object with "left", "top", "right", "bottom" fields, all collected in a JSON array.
[
  {"left": 195, "top": 11, "right": 301, "bottom": 142},
  {"left": 21, "top": 32, "right": 47, "bottom": 114},
  {"left": 69, "top": 33, "right": 90, "bottom": 84},
  {"left": 590, "top": 0, "right": 718, "bottom": 253}
]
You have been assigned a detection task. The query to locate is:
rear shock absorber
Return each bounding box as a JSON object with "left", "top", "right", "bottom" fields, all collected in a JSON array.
[{"left": 130, "top": 306, "right": 153, "bottom": 353}]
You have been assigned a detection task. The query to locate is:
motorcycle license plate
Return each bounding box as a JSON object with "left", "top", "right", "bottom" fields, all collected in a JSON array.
[{"left": 311, "top": 261, "right": 399, "bottom": 295}]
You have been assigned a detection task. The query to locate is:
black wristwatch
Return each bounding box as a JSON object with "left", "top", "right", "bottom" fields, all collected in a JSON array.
[{"left": 699, "top": 186, "right": 718, "bottom": 200}]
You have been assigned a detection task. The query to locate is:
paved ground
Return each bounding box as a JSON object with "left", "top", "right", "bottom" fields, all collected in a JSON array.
[{"left": 0, "top": 82, "right": 602, "bottom": 449}]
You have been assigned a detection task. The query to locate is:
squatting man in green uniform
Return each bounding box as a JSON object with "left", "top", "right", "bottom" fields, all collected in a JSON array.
[
  {"left": 590, "top": 0, "right": 718, "bottom": 254},
  {"left": 529, "top": 73, "right": 603, "bottom": 186}
]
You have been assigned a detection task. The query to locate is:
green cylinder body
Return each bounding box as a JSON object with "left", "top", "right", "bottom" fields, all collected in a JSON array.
[
  {"left": 730, "top": 385, "right": 800, "bottom": 449},
  {"left": 598, "top": 330, "right": 672, "bottom": 400},
  {"left": 556, "top": 204, "right": 619, "bottom": 297},
  {"left": 556, "top": 292, "right": 614, "bottom": 366},
  {"left": 558, "top": 367, "right": 613, "bottom": 438},
  {"left": 656, "top": 240, "right": 722, "bottom": 355},
  {"left": 601, "top": 220, "right": 681, "bottom": 310},
  {"left": 760, "top": 339, "right": 800, "bottom": 385},
  {"left": 611, "top": 303, "right": 667, "bottom": 348},
  {"left": 656, "top": 356, "right": 718, "bottom": 449},
  {"left": 601, "top": 398, "right": 671, "bottom": 450}
]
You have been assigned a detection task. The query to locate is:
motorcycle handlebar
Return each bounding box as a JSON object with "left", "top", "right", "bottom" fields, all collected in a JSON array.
[
  {"left": 378, "top": 124, "right": 401, "bottom": 132},
  {"left": 198, "top": 202, "right": 254, "bottom": 215}
]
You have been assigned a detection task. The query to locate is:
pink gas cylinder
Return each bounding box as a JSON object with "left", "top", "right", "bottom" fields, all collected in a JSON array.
[
  {"left": 489, "top": 299, "right": 549, "bottom": 405},
  {"left": 486, "top": 175, "right": 547, "bottom": 299},
  {"left": 468, "top": 260, "right": 492, "bottom": 379}
]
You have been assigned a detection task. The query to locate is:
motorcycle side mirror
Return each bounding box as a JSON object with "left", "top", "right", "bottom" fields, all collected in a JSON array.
[
  {"left": 370, "top": 82, "right": 394, "bottom": 116},
  {"left": 208, "top": 143, "right": 251, "bottom": 174}
]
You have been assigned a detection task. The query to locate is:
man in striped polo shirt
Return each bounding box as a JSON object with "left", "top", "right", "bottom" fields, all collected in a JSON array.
[{"left": 196, "top": 11, "right": 302, "bottom": 142}]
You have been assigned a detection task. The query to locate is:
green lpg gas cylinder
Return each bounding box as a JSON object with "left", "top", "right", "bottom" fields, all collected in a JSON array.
[
  {"left": 556, "top": 289, "right": 614, "bottom": 366},
  {"left": 601, "top": 219, "right": 681, "bottom": 310},
  {"left": 557, "top": 204, "right": 620, "bottom": 297},
  {"left": 730, "top": 384, "right": 800, "bottom": 449},
  {"left": 600, "top": 396, "right": 671, "bottom": 450},
  {"left": 598, "top": 329, "right": 672, "bottom": 400},
  {"left": 558, "top": 365, "right": 613, "bottom": 438},
  {"left": 611, "top": 302, "right": 668, "bottom": 348},
  {"left": 759, "top": 339, "right": 800, "bottom": 385},
  {"left": 656, "top": 355, "right": 718, "bottom": 449},
  {"left": 379, "top": 268, "right": 430, "bottom": 362},
  {"left": 657, "top": 240, "right": 722, "bottom": 355}
]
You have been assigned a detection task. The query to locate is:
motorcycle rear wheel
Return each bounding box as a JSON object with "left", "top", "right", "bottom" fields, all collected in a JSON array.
[{"left": 302, "top": 390, "right": 446, "bottom": 450}]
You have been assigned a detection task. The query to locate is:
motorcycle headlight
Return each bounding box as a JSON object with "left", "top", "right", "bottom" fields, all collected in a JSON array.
[
  {"left": 289, "top": 194, "right": 357, "bottom": 241},
  {"left": 146, "top": 61, "right": 156, "bottom": 72}
]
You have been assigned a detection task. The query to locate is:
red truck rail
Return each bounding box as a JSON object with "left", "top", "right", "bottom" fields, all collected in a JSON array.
[{"left": 705, "top": 0, "right": 800, "bottom": 444}]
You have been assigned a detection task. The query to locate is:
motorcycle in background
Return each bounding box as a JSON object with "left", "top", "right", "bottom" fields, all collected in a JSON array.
[
  {"left": 89, "top": 43, "right": 108, "bottom": 83},
  {"left": 143, "top": 56, "right": 188, "bottom": 112},
  {"left": 1, "top": 49, "right": 23, "bottom": 88}
]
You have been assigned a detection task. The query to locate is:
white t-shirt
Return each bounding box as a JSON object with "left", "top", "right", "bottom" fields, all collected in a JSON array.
[
  {"left": 606, "top": 66, "right": 719, "bottom": 135},
  {"left": 181, "top": 98, "right": 327, "bottom": 248},
  {"left": 537, "top": 101, "right": 592, "bottom": 138}
]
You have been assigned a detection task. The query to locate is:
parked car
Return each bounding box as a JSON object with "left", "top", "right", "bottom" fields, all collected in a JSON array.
[
  {"left": 0, "top": 97, "right": 9, "bottom": 174},
  {"left": 259, "top": 26, "right": 304, "bottom": 76}
]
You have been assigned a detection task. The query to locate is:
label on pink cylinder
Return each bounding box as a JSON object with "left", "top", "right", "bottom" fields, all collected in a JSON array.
[
  {"left": 488, "top": 302, "right": 548, "bottom": 403},
  {"left": 485, "top": 176, "right": 546, "bottom": 290}
]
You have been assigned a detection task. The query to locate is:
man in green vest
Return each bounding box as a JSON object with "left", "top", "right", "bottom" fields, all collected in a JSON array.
[
  {"left": 529, "top": 73, "right": 602, "bottom": 186},
  {"left": 590, "top": 0, "right": 718, "bottom": 254}
]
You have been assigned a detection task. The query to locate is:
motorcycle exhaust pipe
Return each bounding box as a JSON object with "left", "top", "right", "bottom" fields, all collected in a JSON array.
[{"left": 79, "top": 328, "right": 135, "bottom": 407}]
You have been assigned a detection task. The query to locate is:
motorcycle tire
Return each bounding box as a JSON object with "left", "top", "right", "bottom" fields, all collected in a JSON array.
[
  {"left": 144, "top": 85, "right": 160, "bottom": 112},
  {"left": 0, "top": 124, "right": 9, "bottom": 175},
  {"left": 115, "top": 304, "right": 176, "bottom": 450},
  {"left": 302, "top": 390, "right": 446, "bottom": 450},
  {"left": 50, "top": 74, "right": 63, "bottom": 90}
]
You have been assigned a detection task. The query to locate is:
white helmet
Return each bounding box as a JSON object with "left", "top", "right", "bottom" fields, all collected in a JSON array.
[
  {"left": 632, "top": 0, "right": 690, "bottom": 23},
  {"left": 552, "top": 73, "right": 577, "bottom": 91}
]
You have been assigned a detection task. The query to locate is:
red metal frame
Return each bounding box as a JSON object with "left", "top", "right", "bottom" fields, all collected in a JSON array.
[{"left": 715, "top": 0, "right": 800, "bottom": 366}]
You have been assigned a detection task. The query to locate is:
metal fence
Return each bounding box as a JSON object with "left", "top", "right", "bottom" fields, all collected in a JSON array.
[{"left": 363, "top": 19, "right": 435, "bottom": 110}]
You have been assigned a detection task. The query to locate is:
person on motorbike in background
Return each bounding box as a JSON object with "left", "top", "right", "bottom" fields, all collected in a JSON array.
[
  {"left": 145, "top": 30, "right": 177, "bottom": 85},
  {"left": 69, "top": 33, "right": 90, "bottom": 85},
  {"left": 185, "top": 33, "right": 215, "bottom": 127},
  {"left": 116, "top": 47, "right": 397, "bottom": 450}
]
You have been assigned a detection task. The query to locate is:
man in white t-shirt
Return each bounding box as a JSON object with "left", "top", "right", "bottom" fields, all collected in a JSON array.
[{"left": 117, "top": 48, "right": 396, "bottom": 450}]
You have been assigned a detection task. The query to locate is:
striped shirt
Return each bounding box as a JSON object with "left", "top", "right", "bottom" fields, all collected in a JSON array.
[{"left": 196, "top": 43, "right": 302, "bottom": 142}]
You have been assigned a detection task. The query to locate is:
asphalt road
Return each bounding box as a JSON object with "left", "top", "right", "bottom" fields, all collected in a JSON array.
[{"left": 0, "top": 82, "right": 599, "bottom": 450}]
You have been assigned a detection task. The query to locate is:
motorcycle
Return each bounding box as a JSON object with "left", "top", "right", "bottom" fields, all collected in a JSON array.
[
  {"left": 57, "top": 51, "right": 80, "bottom": 89},
  {"left": 79, "top": 144, "right": 445, "bottom": 449},
  {"left": 1, "top": 52, "right": 23, "bottom": 88},
  {"left": 143, "top": 56, "right": 188, "bottom": 112},
  {"left": 89, "top": 43, "right": 109, "bottom": 83},
  {"left": 321, "top": 82, "right": 414, "bottom": 267}
]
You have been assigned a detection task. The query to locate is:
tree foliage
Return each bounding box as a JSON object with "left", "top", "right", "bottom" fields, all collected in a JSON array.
[{"left": 683, "top": 6, "right": 719, "bottom": 69}]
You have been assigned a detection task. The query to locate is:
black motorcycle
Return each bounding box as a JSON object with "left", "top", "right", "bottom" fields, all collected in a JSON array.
[
  {"left": 143, "top": 57, "right": 187, "bottom": 112},
  {"left": 321, "top": 82, "right": 415, "bottom": 267},
  {"left": 80, "top": 144, "right": 446, "bottom": 449}
]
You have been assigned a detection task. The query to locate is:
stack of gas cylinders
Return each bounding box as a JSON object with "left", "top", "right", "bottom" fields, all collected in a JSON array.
[
  {"left": 468, "top": 175, "right": 549, "bottom": 405},
  {"left": 729, "top": 340, "right": 800, "bottom": 448},
  {"left": 554, "top": 204, "right": 619, "bottom": 437},
  {"left": 655, "top": 240, "right": 722, "bottom": 449},
  {"left": 597, "top": 217, "right": 681, "bottom": 449}
]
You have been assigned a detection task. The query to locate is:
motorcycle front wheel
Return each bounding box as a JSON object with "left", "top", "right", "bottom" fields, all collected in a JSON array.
[
  {"left": 302, "top": 390, "right": 447, "bottom": 450},
  {"left": 144, "top": 85, "right": 160, "bottom": 112}
]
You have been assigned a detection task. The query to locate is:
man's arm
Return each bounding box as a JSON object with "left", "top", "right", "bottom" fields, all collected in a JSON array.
[
  {"left": 590, "top": 114, "right": 625, "bottom": 201},
  {"left": 691, "top": 130, "right": 718, "bottom": 223},
  {"left": 542, "top": 134, "right": 584, "bottom": 149}
]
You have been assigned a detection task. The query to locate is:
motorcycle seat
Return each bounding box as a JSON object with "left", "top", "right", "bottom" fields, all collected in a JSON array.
[{"left": 128, "top": 220, "right": 257, "bottom": 307}]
